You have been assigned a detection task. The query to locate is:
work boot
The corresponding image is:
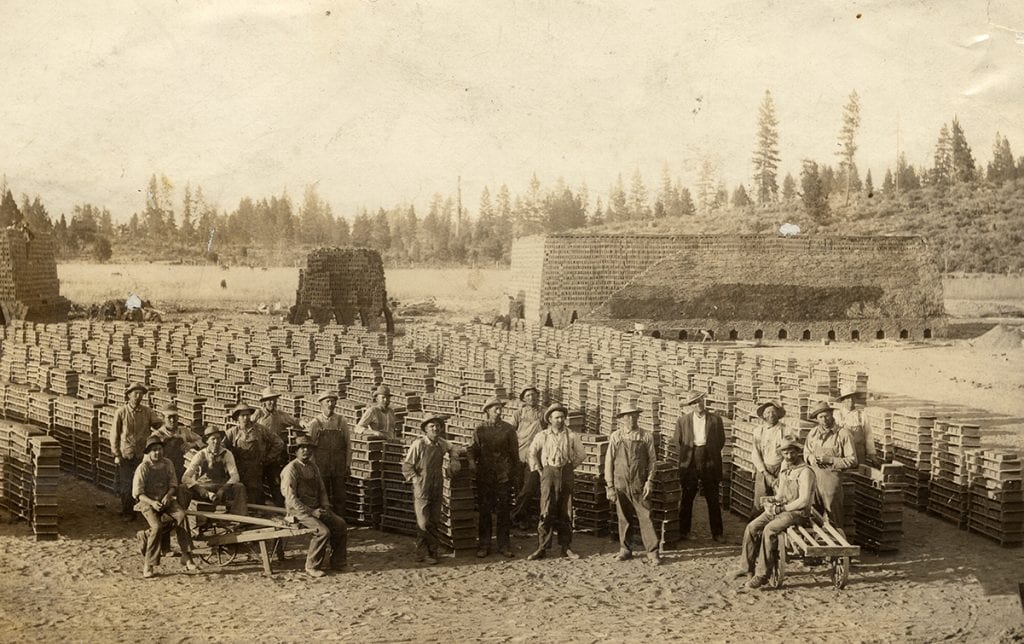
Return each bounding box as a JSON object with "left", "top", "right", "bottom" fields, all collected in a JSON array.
[
  {"left": 476, "top": 547, "right": 490, "bottom": 558},
  {"left": 424, "top": 555, "right": 439, "bottom": 565},
  {"left": 181, "top": 556, "right": 200, "bottom": 572},
  {"left": 306, "top": 568, "right": 326, "bottom": 578},
  {"left": 615, "top": 549, "right": 632, "bottom": 561},
  {"left": 647, "top": 552, "right": 661, "bottom": 567},
  {"left": 526, "top": 549, "right": 545, "bottom": 561},
  {"left": 711, "top": 534, "right": 725, "bottom": 543},
  {"left": 330, "top": 559, "right": 348, "bottom": 572},
  {"left": 142, "top": 565, "right": 155, "bottom": 579},
  {"left": 747, "top": 575, "right": 768, "bottom": 589},
  {"left": 500, "top": 546, "right": 515, "bottom": 558},
  {"left": 562, "top": 548, "right": 580, "bottom": 560}
]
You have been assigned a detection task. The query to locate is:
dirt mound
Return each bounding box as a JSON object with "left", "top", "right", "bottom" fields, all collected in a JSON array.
[{"left": 971, "top": 323, "right": 1024, "bottom": 349}]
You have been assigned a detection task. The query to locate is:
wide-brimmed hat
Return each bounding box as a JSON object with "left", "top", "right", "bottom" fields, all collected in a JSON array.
[
  {"left": 615, "top": 405, "right": 641, "bottom": 418},
  {"left": 420, "top": 415, "right": 447, "bottom": 431},
  {"left": 229, "top": 403, "right": 257, "bottom": 420},
  {"left": 519, "top": 386, "right": 540, "bottom": 401},
  {"left": 756, "top": 400, "right": 786, "bottom": 420},
  {"left": 684, "top": 391, "right": 707, "bottom": 406},
  {"left": 808, "top": 401, "right": 835, "bottom": 419},
  {"left": 202, "top": 425, "right": 225, "bottom": 439},
  {"left": 834, "top": 387, "right": 858, "bottom": 402},
  {"left": 482, "top": 396, "right": 506, "bottom": 413},
  {"left": 143, "top": 435, "right": 164, "bottom": 453},
  {"left": 259, "top": 387, "right": 282, "bottom": 402},
  {"left": 125, "top": 382, "right": 148, "bottom": 396},
  {"left": 544, "top": 403, "right": 568, "bottom": 422},
  {"left": 293, "top": 435, "right": 318, "bottom": 449},
  {"left": 778, "top": 437, "right": 803, "bottom": 453},
  {"left": 317, "top": 391, "right": 339, "bottom": 403},
  {"left": 162, "top": 403, "right": 179, "bottom": 417},
  {"left": 373, "top": 385, "right": 391, "bottom": 398}
]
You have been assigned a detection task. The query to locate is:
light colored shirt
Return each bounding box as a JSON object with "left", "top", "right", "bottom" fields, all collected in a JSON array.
[
  {"left": 253, "top": 408, "right": 299, "bottom": 437},
  {"left": 132, "top": 457, "right": 178, "bottom": 501},
  {"left": 280, "top": 459, "right": 329, "bottom": 517},
  {"left": 804, "top": 426, "right": 858, "bottom": 471},
  {"left": 836, "top": 407, "right": 875, "bottom": 463},
  {"left": 605, "top": 428, "right": 658, "bottom": 490},
  {"left": 183, "top": 447, "right": 241, "bottom": 487},
  {"left": 402, "top": 436, "right": 455, "bottom": 500},
  {"left": 510, "top": 404, "right": 544, "bottom": 462},
  {"left": 528, "top": 427, "right": 586, "bottom": 471},
  {"left": 355, "top": 405, "right": 398, "bottom": 440},
  {"left": 110, "top": 404, "right": 163, "bottom": 460},
  {"left": 753, "top": 421, "right": 789, "bottom": 473},
  {"left": 693, "top": 413, "right": 707, "bottom": 447}
]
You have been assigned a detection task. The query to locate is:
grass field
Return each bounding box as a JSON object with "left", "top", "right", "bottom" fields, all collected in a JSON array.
[
  {"left": 942, "top": 274, "right": 1024, "bottom": 301},
  {"left": 57, "top": 263, "right": 510, "bottom": 318}
]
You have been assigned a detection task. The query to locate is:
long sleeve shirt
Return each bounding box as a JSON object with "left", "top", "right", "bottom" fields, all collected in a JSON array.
[
  {"left": 752, "top": 421, "right": 789, "bottom": 474},
  {"left": 110, "top": 404, "right": 163, "bottom": 460},
  {"left": 510, "top": 404, "right": 544, "bottom": 463},
  {"left": 402, "top": 436, "right": 454, "bottom": 500},
  {"left": 304, "top": 413, "right": 351, "bottom": 476},
  {"left": 804, "top": 426, "right": 858, "bottom": 471},
  {"left": 604, "top": 428, "right": 657, "bottom": 493},
  {"left": 468, "top": 420, "right": 519, "bottom": 484},
  {"left": 182, "top": 447, "right": 241, "bottom": 487},
  {"left": 225, "top": 422, "right": 285, "bottom": 465},
  {"left": 253, "top": 408, "right": 300, "bottom": 438},
  {"left": 835, "top": 407, "right": 876, "bottom": 463},
  {"left": 132, "top": 457, "right": 178, "bottom": 502},
  {"left": 280, "top": 459, "right": 329, "bottom": 517},
  {"left": 355, "top": 405, "right": 399, "bottom": 440},
  {"left": 527, "top": 427, "right": 586, "bottom": 471}
]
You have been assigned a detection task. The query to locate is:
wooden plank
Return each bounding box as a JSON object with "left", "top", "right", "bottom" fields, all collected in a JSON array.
[
  {"left": 797, "top": 525, "right": 820, "bottom": 547},
  {"left": 785, "top": 526, "right": 810, "bottom": 554},
  {"left": 204, "top": 526, "right": 315, "bottom": 545},
  {"left": 185, "top": 510, "right": 285, "bottom": 529},
  {"left": 247, "top": 503, "right": 288, "bottom": 516},
  {"left": 259, "top": 540, "right": 272, "bottom": 576},
  {"left": 812, "top": 523, "right": 840, "bottom": 547},
  {"left": 820, "top": 520, "right": 857, "bottom": 549}
]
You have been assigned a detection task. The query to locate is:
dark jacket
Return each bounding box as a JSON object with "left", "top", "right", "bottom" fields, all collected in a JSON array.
[{"left": 673, "top": 411, "right": 726, "bottom": 480}]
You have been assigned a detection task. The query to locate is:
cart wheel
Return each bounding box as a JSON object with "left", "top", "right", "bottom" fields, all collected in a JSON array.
[
  {"left": 831, "top": 556, "right": 850, "bottom": 590},
  {"left": 769, "top": 533, "right": 786, "bottom": 589},
  {"left": 196, "top": 524, "right": 239, "bottom": 567}
]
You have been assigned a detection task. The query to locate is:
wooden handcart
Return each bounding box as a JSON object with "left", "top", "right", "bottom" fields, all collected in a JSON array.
[
  {"left": 186, "top": 503, "right": 315, "bottom": 576},
  {"left": 770, "top": 509, "right": 860, "bottom": 590}
]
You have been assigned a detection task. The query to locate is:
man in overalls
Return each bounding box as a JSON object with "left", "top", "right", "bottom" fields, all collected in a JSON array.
[
  {"left": 111, "top": 382, "right": 163, "bottom": 521},
  {"left": 833, "top": 387, "right": 876, "bottom": 466},
  {"left": 355, "top": 385, "right": 399, "bottom": 440},
  {"left": 605, "top": 405, "right": 660, "bottom": 566},
  {"left": 303, "top": 392, "right": 351, "bottom": 516},
  {"left": 752, "top": 400, "right": 790, "bottom": 517},
  {"left": 225, "top": 403, "right": 285, "bottom": 506},
  {"left": 804, "top": 401, "right": 858, "bottom": 530},
  {"left": 401, "top": 415, "right": 462, "bottom": 564},
  {"left": 526, "top": 403, "right": 585, "bottom": 561},
  {"left": 181, "top": 425, "right": 248, "bottom": 514},
  {"left": 253, "top": 387, "right": 301, "bottom": 505}
]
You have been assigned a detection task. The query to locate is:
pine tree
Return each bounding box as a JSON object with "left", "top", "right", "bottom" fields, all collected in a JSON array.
[
  {"left": 752, "top": 89, "right": 781, "bottom": 204},
  {"left": 987, "top": 133, "right": 1015, "bottom": 183},
  {"left": 882, "top": 168, "right": 894, "bottom": 194},
  {"left": 628, "top": 168, "right": 650, "bottom": 219},
  {"left": 609, "top": 175, "right": 628, "bottom": 222},
  {"left": 864, "top": 169, "right": 874, "bottom": 196},
  {"left": 181, "top": 183, "right": 195, "bottom": 246},
  {"left": 949, "top": 117, "right": 976, "bottom": 184},
  {"left": 836, "top": 90, "right": 861, "bottom": 205},
  {"left": 931, "top": 124, "right": 953, "bottom": 188},
  {"left": 731, "top": 184, "right": 752, "bottom": 207},
  {"left": 370, "top": 208, "right": 391, "bottom": 251},
  {"left": 695, "top": 158, "right": 717, "bottom": 214},
  {"left": 782, "top": 173, "right": 796, "bottom": 201},
  {"left": 678, "top": 183, "right": 695, "bottom": 216},
  {"left": 658, "top": 164, "right": 680, "bottom": 218},
  {"left": 350, "top": 209, "right": 373, "bottom": 248},
  {"left": 712, "top": 182, "right": 729, "bottom": 210},
  {"left": 800, "top": 160, "right": 830, "bottom": 223}
]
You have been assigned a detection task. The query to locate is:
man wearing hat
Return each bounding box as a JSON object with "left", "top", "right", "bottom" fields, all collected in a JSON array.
[
  {"left": 303, "top": 392, "right": 350, "bottom": 516},
  {"left": 280, "top": 436, "right": 348, "bottom": 578},
  {"left": 181, "top": 425, "right": 248, "bottom": 515},
  {"left": 111, "top": 382, "right": 163, "bottom": 521},
  {"left": 253, "top": 387, "right": 302, "bottom": 505},
  {"left": 510, "top": 386, "right": 543, "bottom": 529},
  {"left": 225, "top": 402, "right": 285, "bottom": 506},
  {"left": 468, "top": 396, "right": 519, "bottom": 558},
  {"left": 833, "top": 387, "right": 875, "bottom": 465},
  {"left": 673, "top": 391, "right": 726, "bottom": 543},
  {"left": 132, "top": 436, "right": 199, "bottom": 578},
  {"left": 605, "top": 405, "right": 660, "bottom": 565},
  {"left": 355, "top": 385, "right": 399, "bottom": 440},
  {"left": 804, "top": 401, "right": 858, "bottom": 529},
  {"left": 752, "top": 400, "right": 791, "bottom": 516},
  {"left": 153, "top": 403, "right": 203, "bottom": 481},
  {"left": 526, "top": 402, "right": 585, "bottom": 560},
  {"left": 402, "top": 415, "right": 462, "bottom": 564},
  {"left": 737, "top": 437, "right": 816, "bottom": 589}
]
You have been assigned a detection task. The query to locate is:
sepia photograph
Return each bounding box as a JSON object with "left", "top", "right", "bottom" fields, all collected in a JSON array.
[{"left": 1, "top": 1, "right": 1023, "bottom": 642}]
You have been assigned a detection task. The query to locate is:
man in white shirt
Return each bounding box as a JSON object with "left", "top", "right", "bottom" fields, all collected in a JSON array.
[
  {"left": 526, "top": 403, "right": 585, "bottom": 561},
  {"left": 673, "top": 391, "right": 726, "bottom": 543}
]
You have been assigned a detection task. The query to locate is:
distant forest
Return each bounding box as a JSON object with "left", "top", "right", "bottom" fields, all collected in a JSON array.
[{"left": 4, "top": 91, "right": 1024, "bottom": 273}]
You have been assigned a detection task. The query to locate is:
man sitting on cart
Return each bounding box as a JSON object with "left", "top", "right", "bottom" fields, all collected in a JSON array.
[
  {"left": 735, "top": 437, "right": 815, "bottom": 590},
  {"left": 181, "top": 425, "right": 249, "bottom": 515}
]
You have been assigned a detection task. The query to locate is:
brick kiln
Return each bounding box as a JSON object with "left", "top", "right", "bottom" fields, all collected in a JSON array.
[
  {"left": 288, "top": 248, "right": 392, "bottom": 331},
  {"left": 510, "top": 233, "right": 946, "bottom": 340},
  {"left": 0, "top": 227, "right": 66, "bottom": 323}
]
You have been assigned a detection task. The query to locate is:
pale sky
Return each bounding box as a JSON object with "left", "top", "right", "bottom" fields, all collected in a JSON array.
[{"left": 2, "top": 0, "right": 1022, "bottom": 222}]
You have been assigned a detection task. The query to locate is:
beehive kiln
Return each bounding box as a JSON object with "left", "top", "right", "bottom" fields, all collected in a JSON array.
[
  {"left": 510, "top": 233, "right": 946, "bottom": 340},
  {"left": 0, "top": 228, "right": 67, "bottom": 323},
  {"left": 288, "top": 248, "right": 392, "bottom": 331}
]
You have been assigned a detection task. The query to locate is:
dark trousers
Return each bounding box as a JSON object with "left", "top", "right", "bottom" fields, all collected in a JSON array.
[
  {"left": 614, "top": 487, "right": 659, "bottom": 554},
  {"left": 264, "top": 461, "right": 286, "bottom": 506},
  {"left": 139, "top": 500, "right": 192, "bottom": 567},
  {"left": 679, "top": 466, "right": 724, "bottom": 537},
  {"left": 537, "top": 465, "right": 574, "bottom": 552},
  {"left": 237, "top": 459, "right": 266, "bottom": 506},
  {"left": 812, "top": 468, "right": 845, "bottom": 528},
  {"left": 296, "top": 510, "right": 348, "bottom": 571},
  {"left": 183, "top": 482, "right": 249, "bottom": 515},
  {"left": 414, "top": 496, "right": 442, "bottom": 557},
  {"left": 323, "top": 473, "right": 347, "bottom": 517},
  {"left": 477, "top": 480, "right": 512, "bottom": 549},
  {"left": 117, "top": 457, "right": 141, "bottom": 516},
  {"left": 511, "top": 464, "right": 540, "bottom": 524}
]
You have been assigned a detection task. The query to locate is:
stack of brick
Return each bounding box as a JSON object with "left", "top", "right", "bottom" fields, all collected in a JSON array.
[
  {"left": 967, "top": 450, "right": 1023, "bottom": 547},
  {"left": 379, "top": 438, "right": 416, "bottom": 535},
  {"left": 574, "top": 434, "right": 610, "bottom": 535},
  {"left": 851, "top": 462, "right": 905, "bottom": 552},
  {"left": 728, "top": 418, "right": 758, "bottom": 519},
  {"left": 346, "top": 434, "right": 384, "bottom": 526},
  {"left": 440, "top": 450, "right": 477, "bottom": 553},
  {"left": 0, "top": 420, "right": 61, "bottom": 540},
  {"left": 927, "top": 422, "right": 979, "bottom": 528},
  {"left": 891, "top": 408, "right": 935, "bottom": 510}
]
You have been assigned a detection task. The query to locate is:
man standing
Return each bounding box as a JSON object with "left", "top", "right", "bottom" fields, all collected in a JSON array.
[
  {"left": 111, "top": 382, "right": 163, "bottom": 521},
  {"left": 303, "top": 392, "right": 350, "bottom": 516},
  {"left": 605, "top": 405, "right": 660, "bottom": 565},
  {"left": 833, "top": 387, "right": 875, "bottom": 466},
  {"left": 153, "top": 403, "right": 203, "bottom": 481},
  {"left": 253, "top": 387, "right": 301, "bottom": 505},
  {"left": 225, "top": 403, "right": 285, "bottom": 505},
  {"left": 181, "top": 426, "right": 248, "bottom": 514},
  {"left": 804, "top": 401, "right": 858, "bottom": 529},
  {"left": 401, "top": 415, "right": 461, "bottom": 564},
  {"left": 752, "top": 400, "right": 790, "bottom": 516},
  {"left": 355, "top": 385, "right": 399, "bottom": 440},
  {"left": 526, "top": 403, "right": 586, "bottom": 561},
  {"left": 737, "top": 438, "right": 816, "bottom": 589},
  {"left": 673, "top": 391, "right": 726, "bottom": 543},
  {"left": 468, "top": 397, "right": 518, "bottom": 558},
  {"left": 280, "top": 436, "right": 348, "bottom": 578},
  {"left": 132, "top": 436, "right": 198, "bottom": 578},
  {"left": 510, "top": 386, "right": 544, "bottom": 529}
]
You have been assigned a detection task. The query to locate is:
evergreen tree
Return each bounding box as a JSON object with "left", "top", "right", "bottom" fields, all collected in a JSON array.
[
  {"left": 334, "top": 215, "right": 351, "bottom": 247},
  {"left": 836, "top": 90, "right": 861, "bottom": 204},
  {"left": 1, "top": 189, "right": 24, "bottom": 227},
  {"left": 350, "top": 209, "right": 373, "bottom": 247},
  {"left": 781, "top": 173, "right": 797, "bottom": 201},
  {"left": 986, "top": 133, "right": 1015, "bottom": 183},
  {"left": 628, "top": 168, "right": 650, "bottom": 219},
  {"left": 731, "top": 184, "right": 752, "bottom": 207},
  {"left": 609, "top": 175, "right": 628, "bottom": 222},
  {"left": 696, "top": 158, "right": 717, "bottom": 214},
  {"left": 931, "top": 124, "right": 953, "bottom": 188},
  {"left": 712, "top": 181, "right": 729, "bottom": 210},
  {"left": 678, "top": 184, "right": 696, "bottom": 216},
  {"left": 949, "top": 117, "right": 976, "bottom": 183},
  {"left": 658, "top": 164, "right": 680, "bottom": 218},
  {"left": 882, "top": 168, "right": 894, "bottom": 194},
  {"left": 896, "top": 153, "right": 920, "bottom": 191},
  {"left": 371, "top": 208, "right": 391, "bottom": 252},
  {"left": 180, "top": 183, "right": 195, "bottom": 246},
  {"left": 864, "top": 169, "right": 874, "bottom": 196},
  {"left": 800, "top": 160, "right": 830, "bottom": 223},
  {"left": 495, "top": 184, "right": 513, "bottom": 252},
  {"left": 752, "top": 89, "right": 781, "bottom": 204}
]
